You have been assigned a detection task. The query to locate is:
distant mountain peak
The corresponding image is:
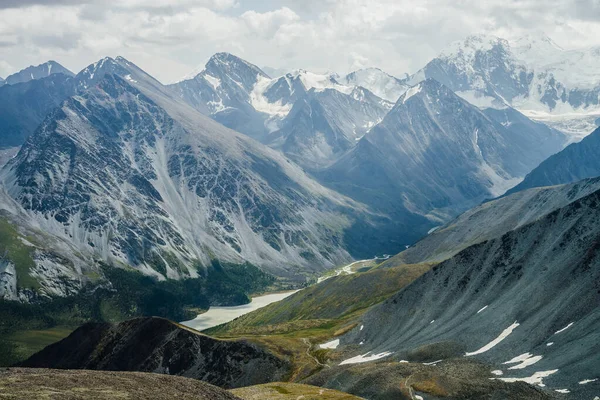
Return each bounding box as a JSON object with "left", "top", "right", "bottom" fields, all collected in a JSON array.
[
  {"left": 286, "top": 69, "right": 351, "bottom": 94},
  {"left": 206, "top": 52, "right": 268, "bottom": 78},
  {"left": 178, "top": 52, "right": 268, "bottom": 83},
  {"left": 511, "top": 32, "right": 563, "bottom": 51},
  {"left": 343, "top": 67, "right": 408, "bottom": 102},
  {"left": 74, "top": 56, "right": 154, "bottom": 91},
  {"left": 4, "top": 60, "right": 74, "bottom": 85},
  {"left": 439, "top": 34, "right": 509, "bottom": 61},
  {"left": 397, "top": 78, "right": 446, "bottom": 105}
]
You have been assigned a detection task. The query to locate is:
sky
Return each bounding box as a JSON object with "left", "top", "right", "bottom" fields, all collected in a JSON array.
[{"left": 2, "top": 0, "right": 600, "bottom": 83}]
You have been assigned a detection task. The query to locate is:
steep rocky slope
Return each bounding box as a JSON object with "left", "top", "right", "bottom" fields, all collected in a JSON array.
[
  {"left": 0, "top": 368, "right": 242, "bottom": 400},
  {"left": 384, "top": 177, "right": 600, "bottom": 267},
  {"left": 318, "top": 79, "right": 566, "bottom": 227},
  {"left": 331, "top": 186, "right": 600, "bottom": 398},
  {"left": 507, "top": 126, "right": 600, "bottom": 195},
  {"left": 0, "top": 58, "right": 368, "bottom": 295},
  {"left": 267, "top": 87, "right": 392, "bottom": 168},
  {"left": 19, "top": 317, "right": 291, "bottom": 388}
]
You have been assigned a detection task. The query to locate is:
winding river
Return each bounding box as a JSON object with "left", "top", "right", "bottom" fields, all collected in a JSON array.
[
  {"left": 180, "top": 256, "right": 385, "bottom": 331},
  {"left": 180, "top": 290, "right": 299, "bottom": 331}
]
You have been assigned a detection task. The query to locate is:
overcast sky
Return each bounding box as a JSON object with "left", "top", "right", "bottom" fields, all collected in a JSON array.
[{"left": 2, "top": 0, "right": 600, "bottom": 83}]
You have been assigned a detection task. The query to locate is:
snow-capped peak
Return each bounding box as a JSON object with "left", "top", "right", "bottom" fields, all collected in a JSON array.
[
  {"left": 289, "top": 69, "right": 353, "bottom": 94},
  {"left": 74, "top": 56, "right": 147, "bottom": 90},
  {"left": 343, "top": 67, "right": 409, "bottom": 102},
  {"left": 511, "top": 33, "right": 563, "bottom": 52},
  {"left": 177, "top": 52, "right": 268, "bottom": 84},
  {"left": 439, "top": 34, "right": 508, "bottom": 61}
]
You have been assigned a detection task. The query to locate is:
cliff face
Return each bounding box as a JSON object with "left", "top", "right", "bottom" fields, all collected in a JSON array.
[{"left": 19, "top": 317, "right": 291, "bottom": 389}]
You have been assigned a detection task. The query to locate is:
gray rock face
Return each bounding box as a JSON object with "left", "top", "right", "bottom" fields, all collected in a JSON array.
[
  {"left": 507, "top": 126, "right": 600, "bottom": 195},
  {"left": 318, "top": 79, "right": 566, "bottom": 227},
  {"left": 19, "top": 317, "right": 291, "bottom": 389},
  {"left": 340, "top": 185, "right": 600, "bottom": 398},
  {"left": 1, "top": 66, "right": 360, "bottom": 286},
  {"left": 267, "top": 87, "right": 392, "bottom": 168},
  {"left": 169, "top": 53, "right": 271, "bottom": 139},
  {"left": 482, "top": 107, "right": 566, "bottom": 164},
  {"left": 4, "top": 61, "right": 74, "bottom": 86}
]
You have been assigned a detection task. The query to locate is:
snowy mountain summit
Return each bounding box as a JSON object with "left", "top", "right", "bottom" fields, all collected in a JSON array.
[{"left": 412, "top": 33, "right": 600, "bottom": 138}]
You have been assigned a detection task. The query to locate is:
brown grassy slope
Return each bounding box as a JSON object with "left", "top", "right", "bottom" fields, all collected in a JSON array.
[
  {"left": 231, "top": 382, "right": 363, "bottom": 399},
  {"left": 0, "top": 368, "right": 242, "bottom": 400}
]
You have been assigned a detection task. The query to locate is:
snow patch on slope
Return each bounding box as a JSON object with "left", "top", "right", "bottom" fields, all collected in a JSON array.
[
  {"left": 496, "top": 370, "right": 559, "bottom": 387},
  {"left": 465, "top": 321, "right": 519, "bottom": 356},
  {"left": 319, "top": 339, "right": 340, "bottom": 349},
  {"left": 403, "top": 84, "right": 422, "bottom": 103},
  {"left": 504, "top": 353, "right": 543, "bottom": 370},
  {"left": 250, "top": 75, "right": 293, "bottom": 117},
  {"left": 339, "top": 351, "right": 393, "bottom": 365}
]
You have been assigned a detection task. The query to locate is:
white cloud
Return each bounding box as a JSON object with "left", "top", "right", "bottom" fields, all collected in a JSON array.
[
  {"left": 241, "top": 7, "right": 299, "bottom": 37},
  {"left": 2, "top": 0, "right": 600, "bottom": 83}
]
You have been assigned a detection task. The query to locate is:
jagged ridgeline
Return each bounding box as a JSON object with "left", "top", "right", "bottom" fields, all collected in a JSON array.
[{"left": 0, "top": 57, "right": 413, "bottom": 359}]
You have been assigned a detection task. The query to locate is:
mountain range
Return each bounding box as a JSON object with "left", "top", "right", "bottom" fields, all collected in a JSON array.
[
  {"left": 0, "top": 56, "right": 383, "bottom": 304},
  {"left": 0, "top": 35, "right": 587, "bottom": 306},
  {"left": 410, "top": 34, "right": 600, "bottom": 139},
  {"left": 1, "top": 31, "right": 600, "bottom": 400}
]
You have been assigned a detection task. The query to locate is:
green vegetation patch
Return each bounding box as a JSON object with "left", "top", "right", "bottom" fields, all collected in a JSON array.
[
  {"left": 0, "top": 326, "right": 74, "bottom": 366},
  {"left": 0, "top": 259, "right": 275, "bottom": 366},
  {"left": 211, "top": 263, "right": 432, "bottom": 336},
  {"left": 0, "top": 218, "right": 39, "bottom": 290}
]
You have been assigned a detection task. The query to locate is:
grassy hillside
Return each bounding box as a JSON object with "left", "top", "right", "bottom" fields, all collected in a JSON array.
[
  {"left": 209, "top": 263, "right": 432, "bottom": 337},
  {"left": 207, "top": 263, "right": 433, "bottom": 381}
]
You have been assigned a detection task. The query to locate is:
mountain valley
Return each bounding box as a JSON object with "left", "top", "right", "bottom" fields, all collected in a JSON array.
[{"left": 0, "top": 27, "right": 599, "bottom": 400}]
